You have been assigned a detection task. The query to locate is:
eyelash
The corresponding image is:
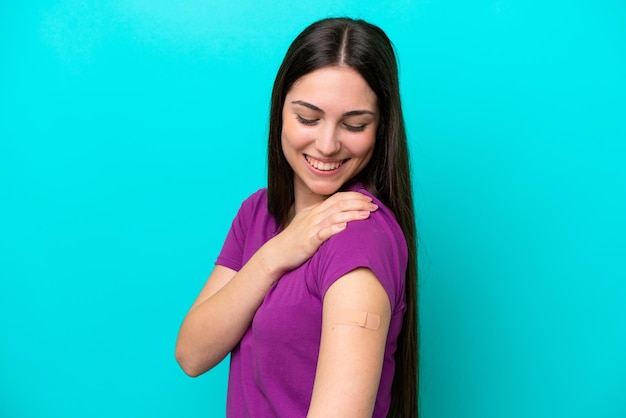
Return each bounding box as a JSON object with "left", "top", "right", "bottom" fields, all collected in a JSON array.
[
  {"left": 344, "top": 124, "right": 366, "bottom": 133},
  {"left": 296, "top": 115, "right": 366, "bottom": 132},
  {"left": 296, "top": 115, "right": 318, "bottom": 126}
]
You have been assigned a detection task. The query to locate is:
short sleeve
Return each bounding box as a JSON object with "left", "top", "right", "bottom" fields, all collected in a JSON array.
[
  {"left": 312, "top": 201, "right": 408, "bottom": 313},
  {"left": 215, "top": 189, "right": 268, "bottom": 272}
]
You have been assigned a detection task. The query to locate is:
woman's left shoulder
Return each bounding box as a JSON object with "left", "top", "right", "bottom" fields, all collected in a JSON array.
[
  {"left": 313, "top": 185, "right": 408, "bottom": 308},
  {"left": 338, "top": 185, "right": 406, "bottom": 250}
]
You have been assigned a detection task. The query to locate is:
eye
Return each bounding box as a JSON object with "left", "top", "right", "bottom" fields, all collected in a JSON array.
[
  {"left": 344, "top": 123, "right": 367, "bottom": 132},
  {"left": 296, "top": 115, "right": 318, "bottom": 126}
]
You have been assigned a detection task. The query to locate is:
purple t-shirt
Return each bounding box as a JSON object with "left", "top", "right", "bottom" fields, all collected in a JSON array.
[{"left": 216, "top": 184, "right": 408, "bottom": 418}]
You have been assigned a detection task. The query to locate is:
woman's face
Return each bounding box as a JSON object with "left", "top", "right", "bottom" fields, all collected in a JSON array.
[{"left": 281, "top": 66, "right": 379, "bottom": 209}]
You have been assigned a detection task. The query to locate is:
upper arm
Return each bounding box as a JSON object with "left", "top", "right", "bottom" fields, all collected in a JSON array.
[{"left": 307, "top": 267, "right": 391, "bottom": 418}]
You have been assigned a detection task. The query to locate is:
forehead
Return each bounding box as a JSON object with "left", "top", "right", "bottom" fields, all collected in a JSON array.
[{"left": 286, "top": 66, "right": 378, "bottom": 112}]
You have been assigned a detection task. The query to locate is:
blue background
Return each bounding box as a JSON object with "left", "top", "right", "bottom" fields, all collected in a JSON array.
[{"left": 1, "top": 1, "right": 625, "bottom": 417}]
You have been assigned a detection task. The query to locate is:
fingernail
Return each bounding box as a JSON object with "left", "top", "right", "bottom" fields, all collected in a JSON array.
[
  {"left": 359, "top": 211, "right": 370, "bottom": 216},
  {"left": 370, "top": 204, "right": 378, "bottom": 211}
]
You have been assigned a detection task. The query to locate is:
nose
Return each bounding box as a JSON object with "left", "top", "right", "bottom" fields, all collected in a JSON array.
[{"left": 315, "top": 126, "right": 341, "bottom": 156}]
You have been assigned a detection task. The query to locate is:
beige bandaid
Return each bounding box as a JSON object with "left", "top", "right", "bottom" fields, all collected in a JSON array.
[{"left": 334, "top": 310, "right": 381, "bottom": 330}]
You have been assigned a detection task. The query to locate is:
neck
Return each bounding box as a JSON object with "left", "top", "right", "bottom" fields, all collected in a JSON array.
[{"left": 292, "top": 186, "right": 328, "bottom": 217}]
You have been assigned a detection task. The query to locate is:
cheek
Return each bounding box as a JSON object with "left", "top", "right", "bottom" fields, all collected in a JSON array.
[
  {"left": 281, "top": 118, "right": 308, "bottom": 150},
  {"left": 280, "top": 122, "right": 301, "bottom": 160},
  {"left": 280, "top": 122, "right": 292, "bottom": 152},
  {"left": 362, "top": 145, "right": 375, "bottom": 166},
  {"left": 352, "top": 131, "right": 377, "bottom": 158},
  {"left": 353, "top": 134, "right": 376, "bottom": 168}
]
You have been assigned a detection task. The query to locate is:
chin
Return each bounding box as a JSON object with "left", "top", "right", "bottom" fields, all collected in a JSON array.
[{"left": 307, "top": 180, "right": 344, "bottom": 197}]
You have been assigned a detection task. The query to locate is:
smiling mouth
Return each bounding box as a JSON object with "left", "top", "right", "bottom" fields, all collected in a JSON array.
[{"left": 304, "top": 155, "right": 347, "bottom": 171}]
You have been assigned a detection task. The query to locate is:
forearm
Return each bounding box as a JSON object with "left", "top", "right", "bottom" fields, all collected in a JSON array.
[{"left": 175, "top": 244, "right": 283, "bottom": 376}]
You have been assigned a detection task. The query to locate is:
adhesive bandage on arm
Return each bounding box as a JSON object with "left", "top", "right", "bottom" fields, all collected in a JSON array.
[{"left": 333, "top": 309, "right": 381, "bottom": 331}]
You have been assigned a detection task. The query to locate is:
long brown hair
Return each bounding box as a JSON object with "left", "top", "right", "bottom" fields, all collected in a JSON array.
[{"left": 267, "top": 18, "right": 418, "bottom": 417}]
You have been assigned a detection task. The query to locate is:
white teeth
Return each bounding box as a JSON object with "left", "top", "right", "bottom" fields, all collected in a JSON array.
[{"left": 305, "top": 155, "right": 344, "bottom": 171}]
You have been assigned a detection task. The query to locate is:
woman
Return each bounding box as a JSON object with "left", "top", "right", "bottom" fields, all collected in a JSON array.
[{"left": 176, "top": 17, "right": 418, "bottom": 418}]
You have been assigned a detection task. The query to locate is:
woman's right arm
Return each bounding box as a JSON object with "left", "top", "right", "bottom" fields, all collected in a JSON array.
[
  {"left": 175, "top": 191, "right": 378, "bottom": 377},
  {"left": 175, "top": 248, "right": 283, "bottom": 376}
]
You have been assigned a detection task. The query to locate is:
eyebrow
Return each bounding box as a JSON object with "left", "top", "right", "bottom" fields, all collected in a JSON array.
[{"left": 291, "top": 100, "right": 376, "bottom": 117}]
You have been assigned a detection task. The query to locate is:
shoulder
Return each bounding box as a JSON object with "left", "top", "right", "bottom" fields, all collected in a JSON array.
[
  {"left": 216, "top": 188, "right": 274, "bottom": 270},
  {"left": 233, "top": 188, "right": 269, "bottom": 221},
  {"left": 312, "top": 186, "right": 408, "bottom": 310},
  {"left": 240, "top": 188, "right": 268, "bottom": 210},
  {"left": 330, "top": 186, "right": 406, "bottom": 254},
  {"left": 226, "top": 188, "right": 271, "bottom": 240}
]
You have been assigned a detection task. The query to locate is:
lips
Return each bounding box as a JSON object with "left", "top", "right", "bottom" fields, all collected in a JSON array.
[{"left": 304, "top": 154, "right": 346, "bottom": 171}]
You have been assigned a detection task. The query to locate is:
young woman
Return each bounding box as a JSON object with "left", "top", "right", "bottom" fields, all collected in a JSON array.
[{"left": 176, "top": 17, "right": 418, "bottom": 418}]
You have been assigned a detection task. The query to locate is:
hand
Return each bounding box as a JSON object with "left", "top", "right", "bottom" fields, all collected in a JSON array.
[{"left": 266, "top": 192, "right": 378, "bottom": 275}]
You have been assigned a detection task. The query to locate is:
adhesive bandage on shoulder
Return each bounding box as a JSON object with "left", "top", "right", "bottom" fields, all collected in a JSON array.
[{"left": 334, "top": 309, "right": 381, "bottom": 331}]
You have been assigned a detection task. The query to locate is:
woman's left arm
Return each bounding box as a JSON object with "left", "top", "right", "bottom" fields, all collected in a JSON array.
[{"left": 307, "top": 267, "right": 391, "bottom": 418}]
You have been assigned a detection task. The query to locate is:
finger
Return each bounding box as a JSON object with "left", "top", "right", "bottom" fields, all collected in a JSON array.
[
  {"left": 324, "top": 199, "right": 378, "bottom": 218},
  {"left": 314, "top": 221, "right": 348, "bottom": 243},
  {"left": 324, "top": 209, "right": 372, "bottom": 227},
  {"left": 315, "top": 191, "right": 373, "bottom": 212},
  {"left": 316, "top": 196, "right": 378, "bottom": 217},
  {"left": 308, "top": 201, "right": 376, "bottom": 229}
]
